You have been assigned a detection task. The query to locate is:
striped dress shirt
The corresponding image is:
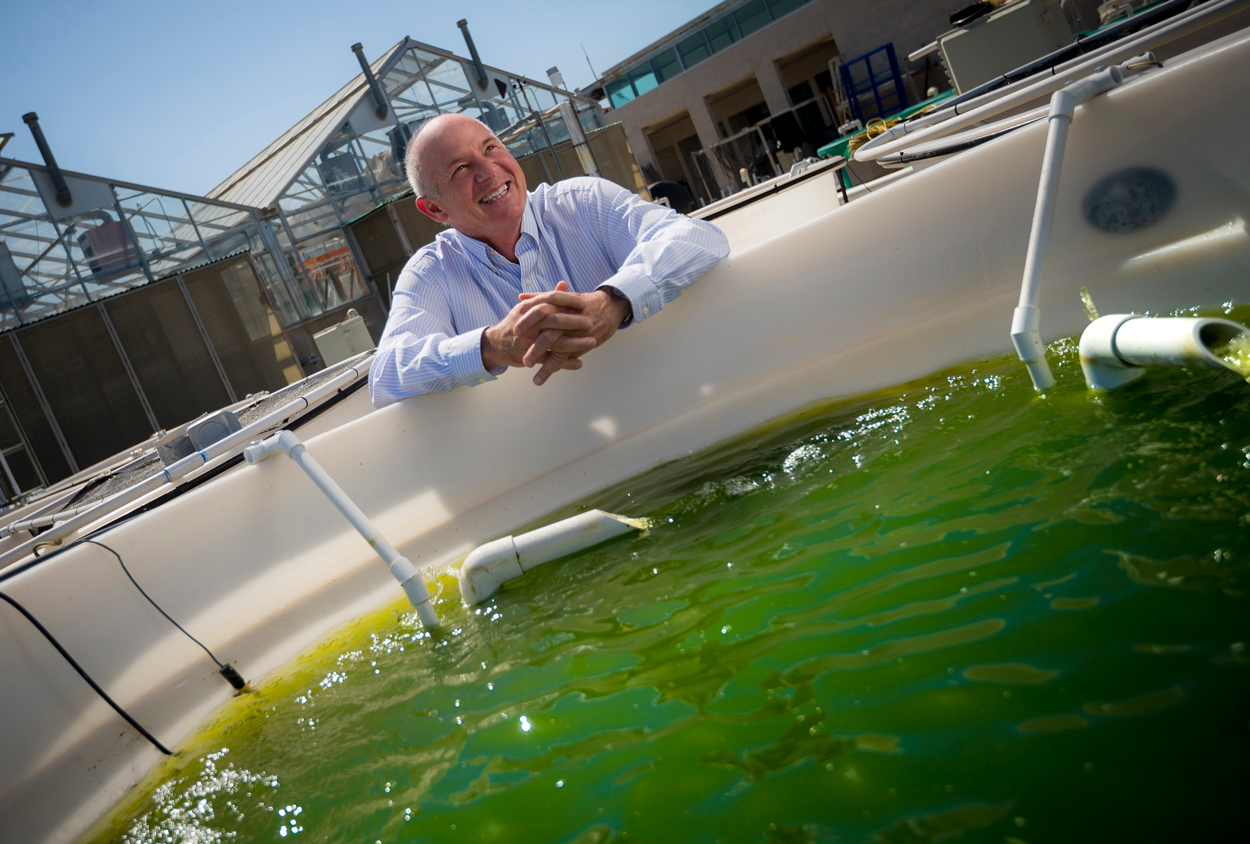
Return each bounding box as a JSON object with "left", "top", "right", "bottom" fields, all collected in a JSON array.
[{"left": 369, "top": 176, "right": 729, "bottom": 406}]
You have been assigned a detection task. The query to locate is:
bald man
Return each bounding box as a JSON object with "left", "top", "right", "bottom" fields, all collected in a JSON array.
[{"left": 368, "top": 114, "right": 729, "bottom": 407}]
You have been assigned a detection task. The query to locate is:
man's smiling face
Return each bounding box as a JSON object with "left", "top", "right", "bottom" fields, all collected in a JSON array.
[{"left": 413, "top": 115, "right": 527, "bottom": 252}]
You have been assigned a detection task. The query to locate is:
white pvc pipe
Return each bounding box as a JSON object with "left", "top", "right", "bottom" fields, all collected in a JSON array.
[
  {"left": 459, "top": 510, "right": 644, "bottom": 604},
  {"left": 244, "top": 429, "right": 440, "bottom": 629},
  {"left": 0, "top": 358, "right": 373, "bottom": 570},
  {"left": 854, "top": 0, "right": 1249, "bottom": 163},
  {"left": 1010, "top": 67, "right": 1122, "bottom": 391},
  {"left": 1079, "top": 315, "right": 1250, "bottom": 390}
]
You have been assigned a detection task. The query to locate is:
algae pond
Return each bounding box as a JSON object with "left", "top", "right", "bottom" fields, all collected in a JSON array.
[{"left": 86, "top": 307, "right": 1250, "bottom": 844}]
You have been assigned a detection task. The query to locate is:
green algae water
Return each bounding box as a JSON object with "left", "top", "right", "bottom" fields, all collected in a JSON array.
[{"left": 85, "top": 309, "right": 1250, "bottom": 844}]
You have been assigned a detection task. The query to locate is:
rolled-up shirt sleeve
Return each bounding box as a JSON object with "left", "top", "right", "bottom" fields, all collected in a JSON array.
[
  {"left": 590, "top": 180, "right": 729, "bottom": 325},
  {"left": 368, "top": 258, "right": 501, "bottom": 407}
]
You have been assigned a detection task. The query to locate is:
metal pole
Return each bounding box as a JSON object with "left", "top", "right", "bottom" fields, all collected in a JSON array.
[
  {"left": 244, "top": 252, "right": 305, "bottom": 381},
  {"left": 97, "top": 302, "right": 160, "bottom": 432},
  {"left": 519, "top": 83, "right": 565, "bottom": 179},
  {"left": 8, "top": 333, "right": 77, "bottom": 474},
  {"left": 176, "top": 274, "right": 237, "bottom": 403}
]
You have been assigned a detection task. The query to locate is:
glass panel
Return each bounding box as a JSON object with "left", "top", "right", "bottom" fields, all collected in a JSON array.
[
  {"left": 251, "top": 250, "right": 304, "bottom": 327},
  {"left": 63, "top": 209, "right": 148, "bottom": 301},
  {"left": 735, "top": 0, "right": 772, "bottom": 37},
  {"left": 607, "top": 78, "right": 635, "bottom": 109},
  {"left": 0, "top": 165, "right": 88, "bottom": 324},
  {"left": 767, "top": 0, "right": 807, "bottom": 19},
  {"left": 677, "top": 33, "right": 712, "bottom": 69},
  {"left": 104, "top": 279, "right": 232, "bottom": 428},
  {"left": 705, "top": 17, "right": 739, "bottom": 53},
  {"left": 17, "top": 307, "right": 152, "bottom": 469},
  {"left": 186, "top": 203, "right": 253, "bottom": 261},
  {"left": 114, "top": 188, "right": 206, "bottom": 278},
  {"left": 183, "top": 257, "right": 300, "bottom": 397},
  {"left": 269, "top": 221, "right": 326, "bottom": 321},
  {"left": 652, "top": 50, "right": 682, "bottom": 84},
  {"left": 296, "top": 232, "right": 368, "bottom": 313},
  {"left": 628, "top": 66, "right": 658, "bottom": 97}
]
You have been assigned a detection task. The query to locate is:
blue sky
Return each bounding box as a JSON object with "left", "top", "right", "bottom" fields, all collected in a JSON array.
[{"left": 0, "top": 0, "right": 713, "bottom": 196}]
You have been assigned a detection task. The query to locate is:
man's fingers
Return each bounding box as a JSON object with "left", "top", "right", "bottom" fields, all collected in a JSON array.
[
  {"left": 513, "top": 303, "right": 590, "bottom": 335},
  {"left": 523, "top": 333, "right": 595, "bottom": 367},
  {"left": 523, "top": 328, "right": 561, "bottom": 366},
  {"left": 516, "top": 287, "right": 586, "bottom": 311},
  {"left": 551, "top": 334, "right": 596, "bottom": 353},
  {"left": 533, "top": 353, "right": 568, "bottom": 386}
]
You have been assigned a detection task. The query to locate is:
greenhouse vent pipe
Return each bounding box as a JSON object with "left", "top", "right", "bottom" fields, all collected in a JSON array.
[
  {"left": 457, "top": 19, "right": 489, "bottom": 92},
  {"left": 1010, "top": 66, "right": 1123, "bottom": 391},
  {"left": 22, "top": 113, "right": 72, "bottom": 208},
  {"left": 244, "top": 430, "right": 440, "bottom": 629},
  {"left": 1078, "top": 315, "right": 1250, "bottom": 391},
  {"left": 351, "top": 43, "right": 389, "bottom": 121}
]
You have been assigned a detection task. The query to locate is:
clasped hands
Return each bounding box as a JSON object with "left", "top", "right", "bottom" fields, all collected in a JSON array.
[{"left": 480, "top": 281, "right": 631, "bottom": 386}]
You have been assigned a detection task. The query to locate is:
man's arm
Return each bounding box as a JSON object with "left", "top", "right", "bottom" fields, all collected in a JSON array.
[
  {"left": 516, "top": 179, "right": 731, "bottom": 380},
  {"left": 588, "top": 178, "right": 729, "bottom": 326},
  {"left": 369, "top": 263, "right": 499, "bottom": 407},
  {"left": 370, "top": 267, "right": 597, "bottom": 406}
]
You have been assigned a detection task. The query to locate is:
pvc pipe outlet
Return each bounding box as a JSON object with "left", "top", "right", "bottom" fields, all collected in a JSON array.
[
  {"left": 459, "top": 510, "right": 645, "bottom": 604},
  {"left": 244, "top": 430, "right": 440, "bottom": 629},
  {"left": 1078, "top": 314, "right": 1250, "bottom": 391}
]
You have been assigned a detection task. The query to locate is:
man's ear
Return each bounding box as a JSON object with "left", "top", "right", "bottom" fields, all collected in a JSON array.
[{"left": 416, "top": 195, "right": 449, "bottom": 224}]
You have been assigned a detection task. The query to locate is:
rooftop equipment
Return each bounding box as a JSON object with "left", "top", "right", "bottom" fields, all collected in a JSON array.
[{"left": 937, "top": 0, "right": 1073, "bottom": 94}]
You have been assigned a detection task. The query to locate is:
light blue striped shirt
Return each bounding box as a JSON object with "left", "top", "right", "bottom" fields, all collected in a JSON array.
[{"left": 369, "top": 177, "right": 729, "bottom": 406}]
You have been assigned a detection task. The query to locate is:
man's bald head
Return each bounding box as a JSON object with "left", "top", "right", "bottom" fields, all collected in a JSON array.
[{"left": 404, "top": 113, "right": 495, "bottom": 198}]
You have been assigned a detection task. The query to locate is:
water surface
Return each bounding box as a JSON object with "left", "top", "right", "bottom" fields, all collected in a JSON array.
[{"left": 86, "top": 307, "right": 1250, "bottom": 844}]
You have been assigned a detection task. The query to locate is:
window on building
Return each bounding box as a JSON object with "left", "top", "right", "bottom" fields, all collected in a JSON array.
[
  {"left": 652, "top": 49, "right": 682, "bottom": 83},
  {"left": 735, "top": 0, "right": 773, "bottom": 37},
  {"left": 767, "top": 0, "right": 808, "bottom": 18},
  {"left": 607, "top": 78, "right": 635, "bottom": 109},
  {"left": 705, "top": 17, "right": 739, "bottom": 54},
  {"left": 788, "top": 80, "right": 814, "bottom": 105},
  {"left": 629, "top": 65, "right": 659, "bottom": 97},
  {"left": 677, "top": 32, "right": 712, "bottom": 69}
]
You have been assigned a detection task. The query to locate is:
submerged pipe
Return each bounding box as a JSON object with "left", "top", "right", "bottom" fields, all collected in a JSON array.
[
  {"left": 459, "top": 510, "right": 644, "bottom": 604},
  {"left": 351, "top": 43, "right": 389, "bottom": 120},
  {"left": 1079, "top": 315, "right": 1250, "bottom": 391},
  {"left": 22, "top": 113, "right": 72, "bottom": 208},
  {"left": 457, "top": 19, "right": 489, "bottom": 92}
]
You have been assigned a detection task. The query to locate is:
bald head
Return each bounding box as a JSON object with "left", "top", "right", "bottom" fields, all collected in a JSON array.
[{"left": 404, "top": 113, "right": 495, "bottom": 198}]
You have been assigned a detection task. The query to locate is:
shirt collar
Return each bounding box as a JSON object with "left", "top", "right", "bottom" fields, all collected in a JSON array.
[{"left": 448, "top": 192, "right": 538, "bottom": 272}]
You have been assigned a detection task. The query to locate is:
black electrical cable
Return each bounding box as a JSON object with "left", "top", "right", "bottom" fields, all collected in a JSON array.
[
  {"left": 81, "top": 539, "right": 247, "bottom": 691},
  {"left": 0, "top": 590, "right": 173, "bottom": 755}
]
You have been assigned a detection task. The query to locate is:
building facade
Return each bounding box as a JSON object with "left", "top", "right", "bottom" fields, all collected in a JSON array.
[{"left": 590, "top": 0, "right": 1024, "bottom": 203}]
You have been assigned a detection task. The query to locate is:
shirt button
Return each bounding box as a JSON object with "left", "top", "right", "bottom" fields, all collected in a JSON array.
[
  {"left": 642, "top": 306, "right": 650, "bottom": 316},
  {"left": 478, "top": 378, "right": 486, "bottom": 383},
  {"left": 525, "top": 279, "right": 532, "bottom": 287}
]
